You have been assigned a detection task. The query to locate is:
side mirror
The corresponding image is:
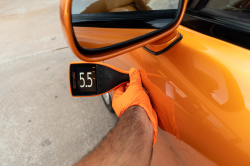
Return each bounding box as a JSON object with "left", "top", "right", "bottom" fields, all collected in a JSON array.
[{"left": 60, "top": 0, "right": 187, "bottom": 61}]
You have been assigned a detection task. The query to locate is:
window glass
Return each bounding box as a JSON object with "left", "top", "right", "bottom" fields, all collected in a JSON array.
[{"left": 206, "top": 0, "right": 250, "bottom": 13}]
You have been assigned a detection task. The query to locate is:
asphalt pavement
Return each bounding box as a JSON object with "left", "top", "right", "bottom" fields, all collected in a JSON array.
[{"left": 0, "top": 0, "right": 118, "bottom": 165}]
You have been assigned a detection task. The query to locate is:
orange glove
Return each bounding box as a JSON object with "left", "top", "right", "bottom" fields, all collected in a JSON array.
[
  {"left": 112, "top": 68, "right": 158, "bottom": 145},
  {"left": 140, "top": 69, "right": 181, "bottom": 140}
]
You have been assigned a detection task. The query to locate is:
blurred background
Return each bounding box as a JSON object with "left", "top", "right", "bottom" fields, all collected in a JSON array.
[{"left": 0, "top": 0, "right": 118, "bottom": 165}]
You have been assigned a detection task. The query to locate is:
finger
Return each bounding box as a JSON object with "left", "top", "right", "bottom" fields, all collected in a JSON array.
[
  {"left": 113, "top": 83, "right": 126, "bottom": 98},
  {"left": 125, "top": 83, "right": 129, "bottom": 91},
  {"left": 139, "top": 69, "right": 152, "bottom": 90},
  {"left": 129, "top": 68, "right": 141, "bottom": 87}
]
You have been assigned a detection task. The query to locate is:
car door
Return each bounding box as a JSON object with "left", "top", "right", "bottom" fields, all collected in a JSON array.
[
  {"left": 61, "top": 0, "right": 250, "bottom": 165},
  {"left": 104, "top": 0, "right": 250, "bottom": 165}
]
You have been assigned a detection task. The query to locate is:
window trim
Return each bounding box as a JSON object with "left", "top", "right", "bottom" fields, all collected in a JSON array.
[
  {"left": 197, "top": 7, "right": 250, "bottom": 33},
  {"left": 181, "top": 0, "right": 250, "bottom": 50}
]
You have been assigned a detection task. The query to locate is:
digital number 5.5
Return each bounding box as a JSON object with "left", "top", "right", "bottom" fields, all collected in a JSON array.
[
  {"left": 87, "top": 72, "right": 93, "bottom": 87},
  {"left": 79, "top": 72, "right": 93, "bottom": 88},
  {"left": 79, "top": 72, "right": 85, "bottom": 88}
]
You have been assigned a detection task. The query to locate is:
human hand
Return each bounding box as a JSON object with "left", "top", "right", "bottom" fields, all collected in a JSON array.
[{"left": 112, "top": 68, "right": 158, "bottom": 145}]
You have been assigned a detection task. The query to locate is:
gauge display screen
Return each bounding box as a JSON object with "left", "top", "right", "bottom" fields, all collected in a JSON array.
[
  {"left": 70, "top": 64, "right": 97, "bottom": 95},
  {"left": 70, "top": 63, "right": 130, "bottom": 97}
]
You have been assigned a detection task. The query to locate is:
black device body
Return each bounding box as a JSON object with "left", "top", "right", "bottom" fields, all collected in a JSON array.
[{"left": 70, "top": 63, "right": 129, "bottom": 96}]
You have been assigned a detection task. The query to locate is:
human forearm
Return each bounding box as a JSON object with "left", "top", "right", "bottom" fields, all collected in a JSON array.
[{"left": 76, "top": 106, "right": 154, "bottom": 166}]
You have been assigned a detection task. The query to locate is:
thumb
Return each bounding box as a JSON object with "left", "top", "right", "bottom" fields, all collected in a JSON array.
[{"left": 128, "top": 68, "right": 141, "bottom": 87}]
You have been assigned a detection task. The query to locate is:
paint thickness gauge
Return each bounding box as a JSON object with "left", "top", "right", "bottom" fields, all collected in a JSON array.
[{"left": 69, "top": 62, "right": 129, "bottom": 97}]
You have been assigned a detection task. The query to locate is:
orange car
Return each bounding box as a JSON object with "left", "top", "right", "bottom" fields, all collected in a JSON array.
[{"left": 60, "top": 0, "right": 250, "bottom": 165}]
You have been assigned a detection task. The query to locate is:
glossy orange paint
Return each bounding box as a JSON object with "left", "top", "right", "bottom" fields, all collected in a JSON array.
[
  {"left": 73, "top": 27, "right": 155, "bottom": 49},
  {"left": 60, "top": 0, "right": 188, "bottom": 61},
  {"left": 104, "top": 25, "right": 250, "bottom": 165}
]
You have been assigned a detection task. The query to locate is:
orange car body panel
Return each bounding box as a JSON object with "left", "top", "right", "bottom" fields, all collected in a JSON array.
[
  {"left": 73, "top": 27, "right": 155, "bottom": 49},
  {"left": 104, "top": 25, "right": 250, "bottom": 165},
  {"left": 60, "top": 0, "right": 188, "bottom": 61}
]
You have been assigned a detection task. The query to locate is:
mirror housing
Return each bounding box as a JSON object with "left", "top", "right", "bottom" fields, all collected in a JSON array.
[{"left": 60, "top": 0, "right": 188, "bottom": 61}]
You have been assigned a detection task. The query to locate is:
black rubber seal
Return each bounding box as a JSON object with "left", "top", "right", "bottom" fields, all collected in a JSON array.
[{"left": 143, "top": 33, "right": 183, "bottom": 55}]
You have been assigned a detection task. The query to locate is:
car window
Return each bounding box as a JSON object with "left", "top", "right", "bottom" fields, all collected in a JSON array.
[
  {"left": 206, "top": 0, "right": 250, "bottom": 13},
  {"left": 197, "top": 0, "right": 250, "bottom": 33},
  {"left": 183, "top": 0, "right": 250, "bottom": 50}
]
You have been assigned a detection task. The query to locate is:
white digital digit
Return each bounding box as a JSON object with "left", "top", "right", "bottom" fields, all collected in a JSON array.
[
  {"left": 87, "top": 72, "right": 93, "bottom": 87},
  {"left": 79, "top": 72, "right": 85, "bottom": 88}
]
